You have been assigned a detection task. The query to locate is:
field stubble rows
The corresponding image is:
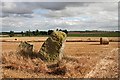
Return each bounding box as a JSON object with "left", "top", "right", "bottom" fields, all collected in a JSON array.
[{"left": 1, "top": 37, "right": 119, "bottom": 78}]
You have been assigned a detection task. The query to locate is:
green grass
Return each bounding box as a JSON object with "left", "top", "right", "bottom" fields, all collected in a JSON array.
[
  {"left": 1, "top": 32, "right": 119, "bottom": 37},
  {"left": 67, "top": 32, "right": 119, "bottom": 37}
]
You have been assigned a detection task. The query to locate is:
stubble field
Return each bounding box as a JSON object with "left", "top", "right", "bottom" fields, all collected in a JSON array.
[{"left": 0, "top": 37, "right": 119, "bottom": 78}]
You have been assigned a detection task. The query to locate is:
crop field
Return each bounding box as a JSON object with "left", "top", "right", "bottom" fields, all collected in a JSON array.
[
  {"left": 68, "top": 32, "right": 119, "bottom": 37},
  {"left": 0, "top": 37, "right": 119, "bottom": 78}
]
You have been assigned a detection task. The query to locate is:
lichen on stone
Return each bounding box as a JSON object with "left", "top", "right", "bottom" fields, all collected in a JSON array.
[
  {"left": 17, "top": 41, "right": 33, "bottom": 57},
  {"left": 39, "top": 31, "right": 67, "bottom": 62}
]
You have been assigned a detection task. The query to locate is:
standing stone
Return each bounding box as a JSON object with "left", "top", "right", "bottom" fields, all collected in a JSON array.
[
  {"left": 17, "top": 41, "right": 33, "bottom": 56},
  {"left": 39, "top": 31, "right": 67, "bottom": 62}
]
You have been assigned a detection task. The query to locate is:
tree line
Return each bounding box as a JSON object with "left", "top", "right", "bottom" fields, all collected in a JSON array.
[{"left": 8, "top": 29, "right": 68, "bottom": 37}]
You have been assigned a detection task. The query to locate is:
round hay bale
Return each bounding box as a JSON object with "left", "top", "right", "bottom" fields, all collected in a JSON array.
[{"left": 100, "top": 37, "right": 109, "bottom": 45}]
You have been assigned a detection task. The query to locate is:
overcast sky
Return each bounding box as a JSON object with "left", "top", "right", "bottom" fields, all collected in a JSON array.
[{"left": 0, "top": 2, "right": 118, "bottom": 32}]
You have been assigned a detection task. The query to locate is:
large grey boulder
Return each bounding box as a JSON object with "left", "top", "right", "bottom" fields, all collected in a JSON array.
[{"left": 39, "top": 31, "right": 67, "bottom": 62}]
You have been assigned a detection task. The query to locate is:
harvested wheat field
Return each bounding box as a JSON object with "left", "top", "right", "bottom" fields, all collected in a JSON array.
[{"left": 0, "top": 37, "right": 119, "bottom": 78}]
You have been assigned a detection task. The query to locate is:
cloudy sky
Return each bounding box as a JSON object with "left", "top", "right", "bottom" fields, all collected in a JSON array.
[{"left": 0, "top": 2, "right": 118, "bottom": 32}]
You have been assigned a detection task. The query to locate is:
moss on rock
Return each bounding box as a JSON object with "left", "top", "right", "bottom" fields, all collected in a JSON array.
[
  {"left": 39, "top": 31, "right": 67, "bottom": 62},
  {"left": 17, "top": 41, "right": 33, "bottom": 57}
]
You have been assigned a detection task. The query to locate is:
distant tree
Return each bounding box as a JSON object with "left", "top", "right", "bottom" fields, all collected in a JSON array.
[
  {"left": 25, "top": 31, "right": 29, "bottom": 36},
  {"left": 9, "top": 31, "right": 14, "bottom": 37},
  {"left": 48, "top": 30, "right": 53, "bottom": 35},
  {"left": 35, "top": 29, "right": 39, "bottom": 36},
  {"left": 56, "top": 28, "right": 59, "bottom": 31},
  {"left": 25, "top": 30, "right": 32, "bottom": 36},
  {"left": 63, "top": 29, "right": 68, "bottom": 34},
  {"left": 32, "top": 31, "right": 35, "bottom": 36},
  {"left": 59, "top": 29, "right": 62, "bottom": 31},
  {"left": 31, "top": 29, "right": 39, "bottom": 36},
  {"left": 85, "top": 30, "right": 90, "bottom": 32},
  {"left": 21, "top": 31, "right": 24, "bottom": 36},
  {"left": 40, "top": 31, "right": 47, "bottom": 35},
  {"left": 28, "top": 30, "right": 32, "bottom": 36}
]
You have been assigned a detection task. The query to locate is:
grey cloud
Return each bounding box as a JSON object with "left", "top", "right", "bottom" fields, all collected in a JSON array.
[
  {"left": 1, "top": 2, "right": 118, "bottom": 31},
  {"left": 2, "top": 2, "right": 117, "bottom": 18},
  {"left": 1, "top": 2, "right": 88, "bottom": 16},
  {"left": 2, "top": 2, "right": 33, "bottom": 14},
  {"left": 42, "top": 2, "right": 118, "bottom": 18},
  {"left": 38, "top": 2, "right": 87, "bottom": 10}
]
